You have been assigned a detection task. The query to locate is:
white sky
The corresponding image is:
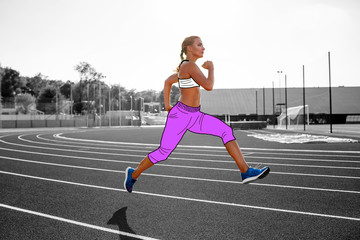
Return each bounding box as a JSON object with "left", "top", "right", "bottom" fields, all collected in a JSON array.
[{"left": 1, "top": 0, "right": 359, "bottom": 91}]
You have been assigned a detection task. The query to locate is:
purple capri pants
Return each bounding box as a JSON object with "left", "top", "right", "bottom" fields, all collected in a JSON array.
[{"left": 148, "top": 101, "right": 236, "bottom": 164}]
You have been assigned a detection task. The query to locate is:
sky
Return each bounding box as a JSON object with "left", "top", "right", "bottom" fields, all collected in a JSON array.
[{"left": 0, "top": 0, "right": 359, "bottom": 91}]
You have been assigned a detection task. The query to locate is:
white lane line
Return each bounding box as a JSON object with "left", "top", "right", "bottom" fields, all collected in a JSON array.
[
  {"left": 247, "top": 152, "right": 360, "bottom": 161},
  {"left": 244, "top": 128, "right": 360, "bottom": 135},
  {"left": 19, "top": 135, "right": 251, "bottom": 158},
  {"left": 54, "top": 133, "right": 360, "bottom": 154},
  {"left": 1, "top": 170, "right": 359, "bottom": 222},
  {"left": 1, "top": 139, "right": 359, "bottom": 170},
  {"left": 0, "top": 203, "right": 158, "bottom": 240},
  {"left": 1, "top": 156, "right": 359, "bottom": 194},
  {"left": 36, "top": 133, "right": 360, "bottom": 159},
  {"left": 16, "top": 134, "right": 360, "bottom": 164},
  {"left": 1, "top": 147, "right": 360, "bottom": 180},
  {"left": 0, "top": 134, "right": 13, "bottom": 139},
  {"left": 36, "top": 134, "right": 226, "bottom": 154},
  {"left": 247, "top": 155, "right": 360, "bottom": 164}
]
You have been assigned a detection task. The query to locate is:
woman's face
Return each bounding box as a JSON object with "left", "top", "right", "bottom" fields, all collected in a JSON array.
[{"left": 188, "top": 38, "right": 205, "bottom": 58}]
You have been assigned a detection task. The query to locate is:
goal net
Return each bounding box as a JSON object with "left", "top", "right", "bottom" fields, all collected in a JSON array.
[{"left": 277, "top": 105, "right": 309, "bottom": 128}]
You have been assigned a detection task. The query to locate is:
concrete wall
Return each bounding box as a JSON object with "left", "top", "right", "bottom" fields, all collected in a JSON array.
[{"left": 230, "top": 121, "right": 267, "bottom": 130}]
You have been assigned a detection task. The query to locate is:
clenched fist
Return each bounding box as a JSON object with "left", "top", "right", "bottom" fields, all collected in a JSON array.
[{"left": 201, "top": 61, "right": 214, "bottom": 71}]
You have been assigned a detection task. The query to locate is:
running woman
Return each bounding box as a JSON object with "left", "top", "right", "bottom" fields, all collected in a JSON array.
[{"left": 124, "top": 36, "right": 270, "bottom": 193}]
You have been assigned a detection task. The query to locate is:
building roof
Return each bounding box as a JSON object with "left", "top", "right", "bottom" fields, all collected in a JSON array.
[{"left": 200, "top": 86, "right": 360, "bottom": 115}]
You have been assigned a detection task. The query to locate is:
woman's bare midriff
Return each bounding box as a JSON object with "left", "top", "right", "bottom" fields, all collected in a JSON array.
[{"left": 179, "top": 87, "right": 201, "bottom": 107}]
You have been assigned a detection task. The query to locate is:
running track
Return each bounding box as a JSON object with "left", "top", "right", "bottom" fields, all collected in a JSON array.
[{"left": 0, "top": 126, "right": 359, "bottom": 239}]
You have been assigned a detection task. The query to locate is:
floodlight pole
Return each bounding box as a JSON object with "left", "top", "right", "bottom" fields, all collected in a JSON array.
[
  {"left": 328, "top": 52, "right": 333, "bottom": 133},
  {"left": 0, "top": 70, "right": 2, "bottom": 129},
  {"left": 255, "top": 90, "right": 258, "bottom": 117},
  {"left": 86, "top": 83, "right": 89, "bottom": 127},
  {"left": 302, "top": 65, "right": 306, "bottom": 131},
  {"left": 272, "top": 81, "right": 275, "bottom": 128},
  {"left": 130, "top": 95, "right": 133, "bottom": 126},
  {"left": 118, "top": 85, "right": 121, "bottom": 126},
  {"left": 262, "top": 87, "right": 265, "bottom": 117},
  {"left": 277, "top": 71, "right": 283, "bottom": 103},
  {"left": 70, "top": 83, "right": 73, "bottom": 116},
  {"left": 99, "top": 81, "right": 102, "bottom": 127},
  {"left": 109, "top": 86, "right": 111, "bottom": 127},
  {"left": 285, "top": 75, "right": 288, "bottom": 130}
]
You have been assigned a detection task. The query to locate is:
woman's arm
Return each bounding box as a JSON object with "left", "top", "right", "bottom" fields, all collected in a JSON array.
[
  {"left": 164, "top": 74, "right": 178, "bottom": 112},
  {"left": 180, "top": 61, "right": 214, "bottom": 91}
]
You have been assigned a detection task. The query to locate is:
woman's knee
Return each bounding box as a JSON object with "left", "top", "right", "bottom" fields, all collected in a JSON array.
[
  {"left": 148, "top": 146, "right": 173, "bottom": 164},
  {"left": 221, "top": 124, "right": 236, "bottom": 144}
]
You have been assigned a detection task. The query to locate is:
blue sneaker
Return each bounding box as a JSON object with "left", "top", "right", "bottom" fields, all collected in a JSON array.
[
  {"left": 241, "top": 166, "right": 270, "bottom": 184},
  {"left": 124, "top": 167, "right": 137, "bottom": 193}
]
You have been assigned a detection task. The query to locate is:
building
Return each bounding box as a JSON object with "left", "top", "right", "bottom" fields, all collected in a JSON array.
[{"left": 200, "top": 86, "right": 360, "bottom": 124}]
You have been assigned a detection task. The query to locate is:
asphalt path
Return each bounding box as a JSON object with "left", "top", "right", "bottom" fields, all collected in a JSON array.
[{"left": 0, "top": 126, "right": 359, "bottom": 239}]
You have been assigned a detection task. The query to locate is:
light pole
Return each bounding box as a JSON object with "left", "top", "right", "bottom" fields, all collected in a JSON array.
[
  {"left": 0, "top": 68, "right": 3, "bottom": 129},
  {"left": 285, "top": 75, "right": 288, "bottom": 129},
  {"left": 277, "top": 70, "right": 283, "bottom": 104},
  {"left": 86, "top": 82, "right": 89, "bottom": 127},
  {"left": 70, "top": 83, "right": 73, "bottom": 116},
  {"left": 108, "top": 86, "right": 111, "bottom": 127},
  {"left": 272, "top": 81, "right": 275, "bottom": 128},
  {"left": 118, "top": 85, "right": 121, "bottom": 126},
  {"left": 328, "top": 52, "right": 333, "bottom": 133},
  {"left": 93, "top": 83, "right": 96, "bottom": 120},
  {"left": 262, "top": 87, "right": 265, "bottom": 118},
  {"left": 98, "top": 75, "right": 106, "bottom": 127},
  {"left": 130, "top": 95, "right": 133, "bottom": 126},
  {"left": 99, "top": 81, "right": 101, "bottom": 127},
  {"left": 302, "top": 65, "right": 306, "bottom": 131},
  {"left": 255, "top": 90, "right": 258, "bottom": 117}
]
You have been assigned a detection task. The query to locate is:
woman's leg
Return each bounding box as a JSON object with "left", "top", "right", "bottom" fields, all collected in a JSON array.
[
  {"left": 225, "top": 140, "right": 249, "bottom": 173},
  {"left": 189, "top": 112, "right": 249, "bottom": 172},
  {"left": 132, "top": 156, "right": 153, "bottom": 179},
  {"left": 131, "top": 142, "right": 250, "bottom": 178},
  {"left": 189, "top": 112, "right": 269, "bottom": 183},
  {"left": 129, "top": 104, "right": 191, "bottom": 180}
]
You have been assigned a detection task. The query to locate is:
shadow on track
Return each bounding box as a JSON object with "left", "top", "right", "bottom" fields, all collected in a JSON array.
[{"left": 107, "top": 207, "right": 138, "bottom": 240}]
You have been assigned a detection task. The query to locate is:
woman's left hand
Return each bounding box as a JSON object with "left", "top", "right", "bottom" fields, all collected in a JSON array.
[{"left": 165, "top": 105, "right": 173, "bottom": 112}]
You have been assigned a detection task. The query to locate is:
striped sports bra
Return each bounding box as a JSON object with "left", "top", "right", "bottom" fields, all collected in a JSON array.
[{"left": 178, "top": 60, "right": 200, "bottom": 89}]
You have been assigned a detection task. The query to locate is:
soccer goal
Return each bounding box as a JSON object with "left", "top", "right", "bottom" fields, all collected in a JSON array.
[{"left": 277, "top": 105, "right": 309, "bottom": 128}]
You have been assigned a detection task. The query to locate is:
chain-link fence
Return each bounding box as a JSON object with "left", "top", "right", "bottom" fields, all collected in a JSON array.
[{"left": 0, "top": 96, "right": 165, "bottom": 128}]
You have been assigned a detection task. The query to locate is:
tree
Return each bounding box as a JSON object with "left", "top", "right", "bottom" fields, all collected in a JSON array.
[
  {"left": 139, "top": 90, "right": 159, "bottom": 103},
  {"left": 158, "top": 85, "right": 179, "bottom": 110},
  {"left": 170, "top": 85, "right": 180, "bottom": 106},
  {"left": 74, "top": 62, "right": 93, "bottom": 113},
  {"left": 15, "top": 93, "right": 36, "bottom": 114},
  {"left": 1, "top": 67, "right": 23, "bottom": 99},
  {"left": 70, "top": 82, "right": 83, "bottom": 114},
  {"left": 24, "top": 73, "right": 48, "bottom": 97},
  {"left": 59, "top": 81, "right": 74, "bottom": 99},
  {"left": 74, "top": 62, "right": 105, "bottom": 114},
  {"left": 37, "top": 85, "right": 57, "bottom": 114},
  {"left": 110, "top": 84, "right": 127, "bottom": 111}
]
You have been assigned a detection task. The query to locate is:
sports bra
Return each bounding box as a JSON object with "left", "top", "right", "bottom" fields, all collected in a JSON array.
[{"left": 178, "top": 60, "right": 200, "bottom": 89}]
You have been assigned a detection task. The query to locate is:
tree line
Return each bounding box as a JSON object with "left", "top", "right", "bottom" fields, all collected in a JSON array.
[{"left": 0, "top": 62, "right": 180, "bottom": 115}]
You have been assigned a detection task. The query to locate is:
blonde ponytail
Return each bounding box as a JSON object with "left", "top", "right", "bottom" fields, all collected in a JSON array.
[{"left": 180, "top": 49, "right": 185, "bottom": 61}]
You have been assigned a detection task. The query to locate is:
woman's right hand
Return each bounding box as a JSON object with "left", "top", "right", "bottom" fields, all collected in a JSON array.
[{"left": 201, "top": 61, "right": 214, "bottom": 70}]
